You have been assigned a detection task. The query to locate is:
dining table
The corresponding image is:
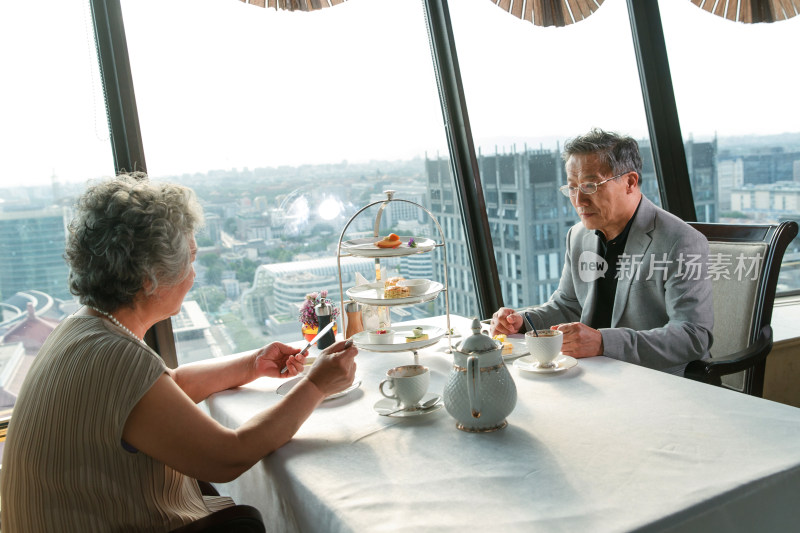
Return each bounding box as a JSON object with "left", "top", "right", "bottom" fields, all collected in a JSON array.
[{"left": 207, "top": 314, "right": 800, "bottom": 533}]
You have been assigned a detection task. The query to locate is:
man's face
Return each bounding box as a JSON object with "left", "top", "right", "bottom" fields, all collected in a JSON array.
[{"left": 565, "top": 153, "right": 637, "bottom": 239}]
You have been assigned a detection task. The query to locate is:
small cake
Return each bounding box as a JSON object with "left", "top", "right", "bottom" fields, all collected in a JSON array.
[
  {"left": 376, "top": 233, "right": 402, "bottom": 248},
  {"left": 384, "top": 285, "right": 410, "bottom": 299},
  {"left": 493, "top": 334, "right": 513, "bottom": 356},
  {"left": 405, "top": 326, "right": 429, "bottom": 343},
  {"left": 384, "top": 276, "right": 406, "bottom": 288}
]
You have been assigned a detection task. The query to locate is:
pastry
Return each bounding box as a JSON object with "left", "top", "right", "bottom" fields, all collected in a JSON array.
[
  {"left": 384, "top": 285, "right": 410, "bottom": 299},
  {"left": 405, "top": 326, "right": 429, "bottom": 342},
  {"left": 384, "top": 276, "right": 405, "bottom": 288},
  {"left": 376, "top": 233, "right": 402, "bottom": 248},
  {"left": 493, "top": 334, "right": 513, "bottom": 356}
]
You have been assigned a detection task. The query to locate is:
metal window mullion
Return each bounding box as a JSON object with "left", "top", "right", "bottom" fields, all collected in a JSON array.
[
  {"left": 89, "top": 0, "right": 147, "bottom": 175},
  {"left": 627, "top": 0, "right": 697, "bottom": 222},
  {"left": 423, "top": 0, "right": 503, "bottom": 319},
  {"left": 90, "top": 0, "right": 178, "bottom": 367}
]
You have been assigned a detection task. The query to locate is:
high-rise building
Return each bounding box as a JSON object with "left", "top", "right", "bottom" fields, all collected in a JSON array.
[
  {"left": 685, "top": 138, "right": 718, "bottom": 222},
  {"left": 426, "top": 147, "right": 576, "bottom": 314},
  {"left": 425, "top": 157, "right": 479, "bottom": 317},
  {"left": 0, "top": 207, "right": 71, "bottom": 301}
]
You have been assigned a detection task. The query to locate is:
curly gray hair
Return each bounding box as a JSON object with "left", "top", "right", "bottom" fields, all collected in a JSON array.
[
  {"left": 562, "top": 128, "right": 643, "bottom": 183},
  {"left": 65, "top": 174, "right": 204, "bottom": 311}
]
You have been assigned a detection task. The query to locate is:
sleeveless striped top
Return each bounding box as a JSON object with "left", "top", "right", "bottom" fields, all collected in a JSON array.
[{"left": 1, "top": 315, "right": 217, "bottom": 531}]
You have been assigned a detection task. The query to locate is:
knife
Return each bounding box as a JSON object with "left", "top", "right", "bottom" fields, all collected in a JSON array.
[{"left": 280, "top": 320, "right": 336, "bottom": 374}]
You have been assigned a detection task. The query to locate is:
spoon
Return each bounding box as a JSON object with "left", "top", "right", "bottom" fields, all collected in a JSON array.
[
  {"left": 382, "top": 396, "right": 440, "bottom": 416},
  {"left": 523, "top": 312, "right": 538, "bottom": 337}
]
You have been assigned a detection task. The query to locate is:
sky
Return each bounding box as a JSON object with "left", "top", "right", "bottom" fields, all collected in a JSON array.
[{"left": 1, "top": 0, "right": 799, "bottom": 187}]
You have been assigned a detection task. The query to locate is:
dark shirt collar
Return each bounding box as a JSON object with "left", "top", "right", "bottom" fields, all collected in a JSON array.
[{"left": 594, "top": 198, "right": 642, "bottom": 248}]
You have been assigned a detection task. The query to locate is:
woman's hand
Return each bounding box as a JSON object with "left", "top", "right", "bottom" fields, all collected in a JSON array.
[
  {"left": 305, "top": 339, "right": 358, "bottom": 397},
  {"left": 252, "top": 342, "right": 305, "bottom": 378}
]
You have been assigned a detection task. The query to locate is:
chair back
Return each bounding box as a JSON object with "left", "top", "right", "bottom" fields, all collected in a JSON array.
[{"left": 688, "top": 221, "right": 798, "bottom": 395}]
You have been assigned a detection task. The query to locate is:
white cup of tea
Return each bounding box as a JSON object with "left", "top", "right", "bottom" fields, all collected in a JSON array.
[
  {"left": 525, "top": 329, "right": 563, "bottom": 368},
  {"left": 379, "top": 365, "right": 430, "bottom": 408}
]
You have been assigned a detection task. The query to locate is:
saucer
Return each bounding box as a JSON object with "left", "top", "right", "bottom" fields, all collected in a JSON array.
[
  {"left": 374, "top": 392, "right": 444, "bottom": 418},
  {"left": 277, "top": 375, "right": 362, "bottom": 401},
  {"left": 513, "top": 354, "right": 577, "bottom": 373}
]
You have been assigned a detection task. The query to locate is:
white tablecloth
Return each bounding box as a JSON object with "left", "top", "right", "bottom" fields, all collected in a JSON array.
[{"left": 207, "top": 316, "right": 800, "bottom": 532}]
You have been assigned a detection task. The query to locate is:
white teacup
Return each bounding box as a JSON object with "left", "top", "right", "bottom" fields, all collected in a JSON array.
[
  {"left": 379, "top": 365, "right": 430, "bottom": 408},
  {"left": 397, "top": 279, "right": 431, "bottom": 296},
  {"left": 525, "top": 329, "right": 563, "bottom": 368}
]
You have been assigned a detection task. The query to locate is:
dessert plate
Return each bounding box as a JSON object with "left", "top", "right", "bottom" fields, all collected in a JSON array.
[
  {"left": 277, "top": 375, "right": 362, "bottom": 400},
  {"left": 352, "top": 325, "right": 446, "bottom": 352},
  {"left": 504, "top": 334, "right": 529, "bottom": 360},
  {"left": 340, "top": 236, "right": 436, "bottom": 257},
  {"left": 374, "top": 393, "right": 444, "bottom": 418},
  {"left": 346, "top": 281, "right": 444, "bottom": 306},
  {"left": 513, "top": 354, "right": 577, "bottom": 374}
]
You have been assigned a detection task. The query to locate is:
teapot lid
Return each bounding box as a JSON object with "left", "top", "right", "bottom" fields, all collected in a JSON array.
[{"left": 457, "top": 318, "right": 499, "bottom": 354}]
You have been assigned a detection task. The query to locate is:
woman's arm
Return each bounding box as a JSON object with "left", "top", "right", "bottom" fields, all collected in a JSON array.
[
  {"left": 170, "top": 342, "right": 306, "bottom": 403},
  {"left": 123, "top": 339, "right": 357, "bottom": 483}
]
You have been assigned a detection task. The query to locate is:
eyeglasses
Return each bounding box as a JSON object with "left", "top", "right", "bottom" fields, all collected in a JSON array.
[{"left": 558, "top": 172, "right": 629, "bottom": 198}]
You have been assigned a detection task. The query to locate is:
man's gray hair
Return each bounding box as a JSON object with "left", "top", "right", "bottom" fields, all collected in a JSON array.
[
  {"left": 65, "top": 174, "right": 204, "bottom": 311},
  {"left": 562, "top": 128, "right": 643, "bottom": 182}
]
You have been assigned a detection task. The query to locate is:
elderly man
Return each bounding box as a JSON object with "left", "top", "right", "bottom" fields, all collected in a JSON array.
[{"left": 491, "top": 128, "right": 713, "bottom": 372}]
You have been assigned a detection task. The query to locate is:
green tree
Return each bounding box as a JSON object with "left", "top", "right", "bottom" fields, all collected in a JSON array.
[
  {"left": 235, "top": 258, "right": 259, "bottom": 283},
  {"left": 198, "top": 254, "right": 223, "bottom": 268},
  {"left": 192, "top": 286, "right": 226, "bottom": 313},
  {"left": 204, "top": 264, "right": 223, "bottom": 286},
  {"left": 220, "top": 313, "right": 263, "bottom": 352},
  {"left": 196, "top": 234, "right": 214, "bottom": 247}
]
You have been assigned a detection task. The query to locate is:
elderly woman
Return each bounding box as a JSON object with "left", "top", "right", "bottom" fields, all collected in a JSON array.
[{"left": 0, "top": 175, "right": 358, "bottom": 531}]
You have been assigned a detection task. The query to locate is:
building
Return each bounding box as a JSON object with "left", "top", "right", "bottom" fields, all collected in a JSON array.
[
  {"left": 426, "top": 146, "right": 579, "bottom": 315},
  {"left": 717, "top": 156, "right": 744, "bottom": 212},
  {"left": 171, "top": 300, "right": 229, "bottom": 364},
  {"left": 241, "top": 256, "right": 376, "bottom": 328},
  {"left": 731, "top": 181, "right": 800, "bottom": 217},
  {"left": 0, "top": 206, "right": 71, "bottom": 301},
  {"left": 685, "top": 138, "right": 718, "bottom": 223}
]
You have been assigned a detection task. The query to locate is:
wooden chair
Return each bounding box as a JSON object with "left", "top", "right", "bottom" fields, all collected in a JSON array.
[{"left": 684, "top": 221, "right": 798, "bottom": 396}]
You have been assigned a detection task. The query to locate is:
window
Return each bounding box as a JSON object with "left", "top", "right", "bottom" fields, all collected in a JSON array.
[
  {"left": 660, "top": 0, "right": 800, "bottom": 293},
  {"left": 120, "top": 0, "right": 473, "bottom": 362},
  {"left": 448, "top": 0, "right": 660, "bottom": 310},
  {"left": 0, "top": 0, "right": 114, "bottom": 460}
]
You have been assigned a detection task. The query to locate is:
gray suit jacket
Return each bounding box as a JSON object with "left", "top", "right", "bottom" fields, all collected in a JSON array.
[{"left": 525, "top": 196, "right": 713, "bottom": 370}]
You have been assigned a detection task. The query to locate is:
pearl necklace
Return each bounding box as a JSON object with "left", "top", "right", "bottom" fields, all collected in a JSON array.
[{"left": 89, "top": 306, "right": 143, "bottom": 343}]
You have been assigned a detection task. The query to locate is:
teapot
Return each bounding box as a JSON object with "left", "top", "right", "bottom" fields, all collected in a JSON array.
[{"left": 443, "top": 318, "right": 517, "bottom": 432}]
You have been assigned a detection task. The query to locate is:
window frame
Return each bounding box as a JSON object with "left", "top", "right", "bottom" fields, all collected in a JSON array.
[{"left": 90, "top": 0, "right": 700, "bottom": 361}]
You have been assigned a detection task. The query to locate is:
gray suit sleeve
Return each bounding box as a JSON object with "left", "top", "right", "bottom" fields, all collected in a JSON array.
[
  {"left": 525, "top": 226, "right": 584, "bottom": 330},
  {"left": 600, "top": 229, "right": 714, "bottom": 370}
]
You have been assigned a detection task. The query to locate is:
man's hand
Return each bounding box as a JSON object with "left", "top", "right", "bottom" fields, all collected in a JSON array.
[
  {"left": 553, "top": 322, "right": 603, "bottom": 358},
  {"left": 491, "top": 307, "right": 523, "bottom": 336}
]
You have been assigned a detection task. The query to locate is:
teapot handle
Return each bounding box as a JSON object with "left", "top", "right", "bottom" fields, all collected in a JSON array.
[{"left": 467, "top": 355, "right": 481, "bottom": 418}]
